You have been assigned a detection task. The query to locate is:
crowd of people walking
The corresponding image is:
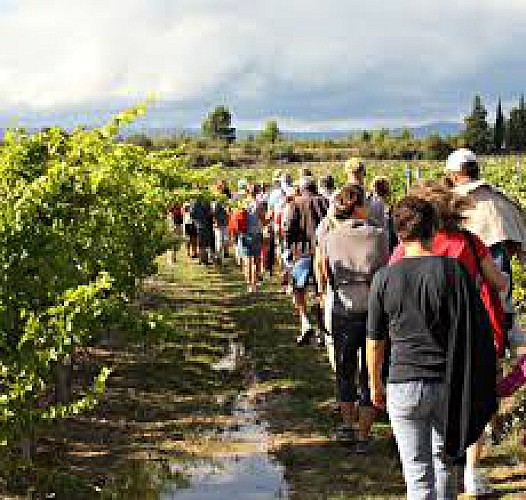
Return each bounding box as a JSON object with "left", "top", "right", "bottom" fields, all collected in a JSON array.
[{"left": 168, "top": 149, "right": 526, "bottom": 499}]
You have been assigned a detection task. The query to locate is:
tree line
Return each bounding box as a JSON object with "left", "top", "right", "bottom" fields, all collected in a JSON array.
[
  {"left": 465, "top": 95, "right": 526, "bottom": 154},
  {"left": 124, "top": 96, "right": 526, "bottom": 165}
]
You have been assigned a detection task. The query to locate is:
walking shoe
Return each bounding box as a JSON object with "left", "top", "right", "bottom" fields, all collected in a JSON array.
[
  {"left": 464, "top": 468, "right": 494, "bottom": 497},
  {"left": 296, "top": 326, "right": 315, "bottom": 346}
]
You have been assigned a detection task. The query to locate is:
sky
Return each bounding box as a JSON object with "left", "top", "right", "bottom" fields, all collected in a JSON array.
[{"left": 0, "top": 0, "right": 525, "bottom": 131}]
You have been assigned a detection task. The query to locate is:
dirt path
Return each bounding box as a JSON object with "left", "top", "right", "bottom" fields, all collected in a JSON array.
[{"left": 1, "top": 252, "right": 525, "bottom": 499}]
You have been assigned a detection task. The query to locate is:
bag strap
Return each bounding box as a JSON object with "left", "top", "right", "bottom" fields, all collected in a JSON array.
[{"left": 462, "top": 229, "right": 483, "bottom": 284}]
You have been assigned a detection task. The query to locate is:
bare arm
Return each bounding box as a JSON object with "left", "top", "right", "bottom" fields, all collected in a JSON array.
[
  {"left": 314, "top": 246, "right": 328, "bottom": 296},
  {"left": 366, "top": 338, "right": 386, "bottom": 410},
  {"left": 480, "top": 255, "right": 508, "bottom": 292}
]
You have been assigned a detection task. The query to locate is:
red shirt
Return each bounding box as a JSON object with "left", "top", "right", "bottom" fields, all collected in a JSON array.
[
  {"left": 389, "top": 229, "right": 489, "bottom": 278},
  {"left": 390, "top": 229, "right": 505, "bottom": 356}
]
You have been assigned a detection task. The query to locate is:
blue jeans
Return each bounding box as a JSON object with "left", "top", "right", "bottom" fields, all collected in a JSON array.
[
  {"left": 292, "top": 256, "right": 312, "bottom": 290},
  {"left": 387, "top": 380, "right": 458, "bottom": 500}
]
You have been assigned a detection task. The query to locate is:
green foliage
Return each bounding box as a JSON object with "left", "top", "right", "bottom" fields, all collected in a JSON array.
[
  {"left": 507, "top": 95, "right": 526, "bottom": 152},
  {"left": 424, "top": 134, "right": 451, "bottom": 160},
  {"left": 0, "top": 106, "right": 217, "bottom": 448},
  {"left": 494, "top": 98, "right": 505, "bottom": 152},
  {"left": 463, "top": 95, "right": 492, "bottom": 154},
  {"left": 125, "top": 133, "right": 154, "bottom": 149},
  {"left": 201, "top": 106, "right": 236, "bottom": 144},
  {"left": 258, "top": 120, "right": 281, "bottom": 144},
  {"left": 1, "top": 98, "right": 524, "bottom": 457}
]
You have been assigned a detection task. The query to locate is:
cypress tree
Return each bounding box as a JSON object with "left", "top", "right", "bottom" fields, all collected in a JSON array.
[
  {"left": 507, "top": 95, "right": 526, "bottom": 152},
  {"left": 463, "top": 95, "right": 491, "bottom": 154},
  {"left": 202, "top": 106, "right": 236, "bottom": 144},
  {"left": 494, "top": 98, "right": 505, "bottom": 152}
]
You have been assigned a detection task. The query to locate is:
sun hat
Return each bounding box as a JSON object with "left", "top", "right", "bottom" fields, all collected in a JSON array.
[{"left": 445, "top": 148, "right": 477, "bottom": 172}]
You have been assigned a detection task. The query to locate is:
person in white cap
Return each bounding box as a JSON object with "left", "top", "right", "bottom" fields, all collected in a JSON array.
[
  {"left": 445, "top": 148, "right": 526, "bottom": 320},
  {"left": 445, "top": 148, "right": 526, "bottom": 260},
  {"left": 445, "top": 147, "right": 526, "bottom": 496}
]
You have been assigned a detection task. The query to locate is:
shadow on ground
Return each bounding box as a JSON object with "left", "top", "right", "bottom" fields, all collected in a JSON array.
[{"left": 1, "top": 252, "right": 524, "bottom": 499}]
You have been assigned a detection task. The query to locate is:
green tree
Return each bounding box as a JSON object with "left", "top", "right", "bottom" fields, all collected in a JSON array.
[
  {"left": 258, "top": 119, "right": 281, "bottom": 143},
  {"left": 400, "top": 127, "right": 414, "bottom": 141},
  {"left": 494, "top": 98, "right": 505, "bottom": 152},
  {"left": 507, "top": 95, "right": 526, "bottom": 152},
  {"left": 126, "top": 132, "right": 154, "bottom": 149},
  {"left": 360, "top": 130, "right": 372, "bottom": 142},
  {"left": 424, "top": 133, "right": 452, "bottom": 160},
  {"left": 463, "top": 95, "right": 491, "bottom": 153},
  {"left": 201, "top": 106, "right": 236, "bottom": 144}
]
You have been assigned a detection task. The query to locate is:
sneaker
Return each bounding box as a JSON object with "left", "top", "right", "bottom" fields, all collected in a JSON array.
[
  {"left": 331, "top": 405, "right": 341, "bottom": 417},
  {"left": 315, "top": 332, "right": 325, "bottom": 348},
  {"left": 296, "top": 326, "right": 315, "bottom": 346},
  {"left": 335, "top": 426, "right": 356, "bottom": 444},
  {"left": 464, "top": 468, "right": 494, "bottom": 496}
]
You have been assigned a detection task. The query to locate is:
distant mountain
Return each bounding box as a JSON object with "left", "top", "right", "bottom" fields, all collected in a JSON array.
[
  {"left": 124, "top": 121, "right": 462, "bottom": 140},
  {"left": 138, "top": 121, "right": 463, "bottom": 140},
  {"left": 0, "top": 120, "right": 463, "bottom": 141},
  {"left": 391, "top": 121, "right": 463, "bottom": 138}
]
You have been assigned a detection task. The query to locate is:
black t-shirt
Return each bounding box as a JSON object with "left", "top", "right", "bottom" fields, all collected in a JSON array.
[{"left": 367, "top": 256, "right": 458, "bottom": 382}]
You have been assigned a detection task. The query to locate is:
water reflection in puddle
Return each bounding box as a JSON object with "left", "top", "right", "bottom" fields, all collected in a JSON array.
[
  {"left": 163, "top": 339, "right": 289, "bottom": 499},
  {"left": 163, "top": 454, "right": 288, "bottom": 499}
]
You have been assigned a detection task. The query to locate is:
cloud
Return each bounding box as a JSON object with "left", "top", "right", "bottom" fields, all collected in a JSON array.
[{"left": 0, "top": 0, "right": 525, "bottom": 128}]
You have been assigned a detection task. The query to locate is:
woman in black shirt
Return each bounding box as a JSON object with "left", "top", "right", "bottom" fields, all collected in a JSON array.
[{"left": 366, "top": 197, "right": 497, "bottom": 500}]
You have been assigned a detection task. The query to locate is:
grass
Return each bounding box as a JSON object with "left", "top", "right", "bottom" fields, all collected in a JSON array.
[{"left": 0, "top": 249, "right": 524, "bottom": 499}]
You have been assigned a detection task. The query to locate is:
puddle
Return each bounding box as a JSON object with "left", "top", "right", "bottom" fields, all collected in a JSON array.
[
  {"left": 163, "top": 454, "right": 288, "bottom": 499},
  {"left": 162, "top": 339, "right": 289, "bottom": 499}
]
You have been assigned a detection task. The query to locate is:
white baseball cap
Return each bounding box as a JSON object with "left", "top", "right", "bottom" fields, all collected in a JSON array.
[{"left": 445, "top": 148, "right": 477, "bottom": 172}]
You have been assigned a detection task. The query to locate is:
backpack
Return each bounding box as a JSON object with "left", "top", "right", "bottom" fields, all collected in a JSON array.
[
  {"left": 170, "top": 204, "right": 184, "bottom": 225},
  {"left": 326, "top": 220, "right": 387, "bottom": 315},
  {"left": 212, "top": 201, "right": 228, "bottom": 227},
  {"left": 190, "top": 200, "right": 206, "bottom": 225},
  {"left": 287, "top": 194, "right": 328, "bottom": 252},
  {"left": 230, "top": 208, "right": 248, "bottom": 235},
  {"left": 245, "top": 204, "right": 261, "bottom": 235}
]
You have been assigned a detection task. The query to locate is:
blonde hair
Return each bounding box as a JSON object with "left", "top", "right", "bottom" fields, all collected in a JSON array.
[{"left": 344, "top": 157, "right": 366, "bottom": 174}]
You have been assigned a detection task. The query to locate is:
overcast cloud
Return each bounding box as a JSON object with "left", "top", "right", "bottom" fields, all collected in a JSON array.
[{"left": 0, "top": 0, "right": 525, "bottom": 129}]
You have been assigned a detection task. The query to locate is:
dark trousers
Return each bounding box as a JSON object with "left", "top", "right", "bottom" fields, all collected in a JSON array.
[{"left": 331, "top": 313, "right": 370, "bottom": 405}]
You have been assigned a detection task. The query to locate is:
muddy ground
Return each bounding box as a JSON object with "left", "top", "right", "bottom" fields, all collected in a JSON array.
[{"left": 1, "top": 252, "right": 525, "bottom": 499}]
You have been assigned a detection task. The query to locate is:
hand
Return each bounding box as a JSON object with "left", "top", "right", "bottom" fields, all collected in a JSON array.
[{"left": 370, "top": 383, "right": 386, "bottom": 411}]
